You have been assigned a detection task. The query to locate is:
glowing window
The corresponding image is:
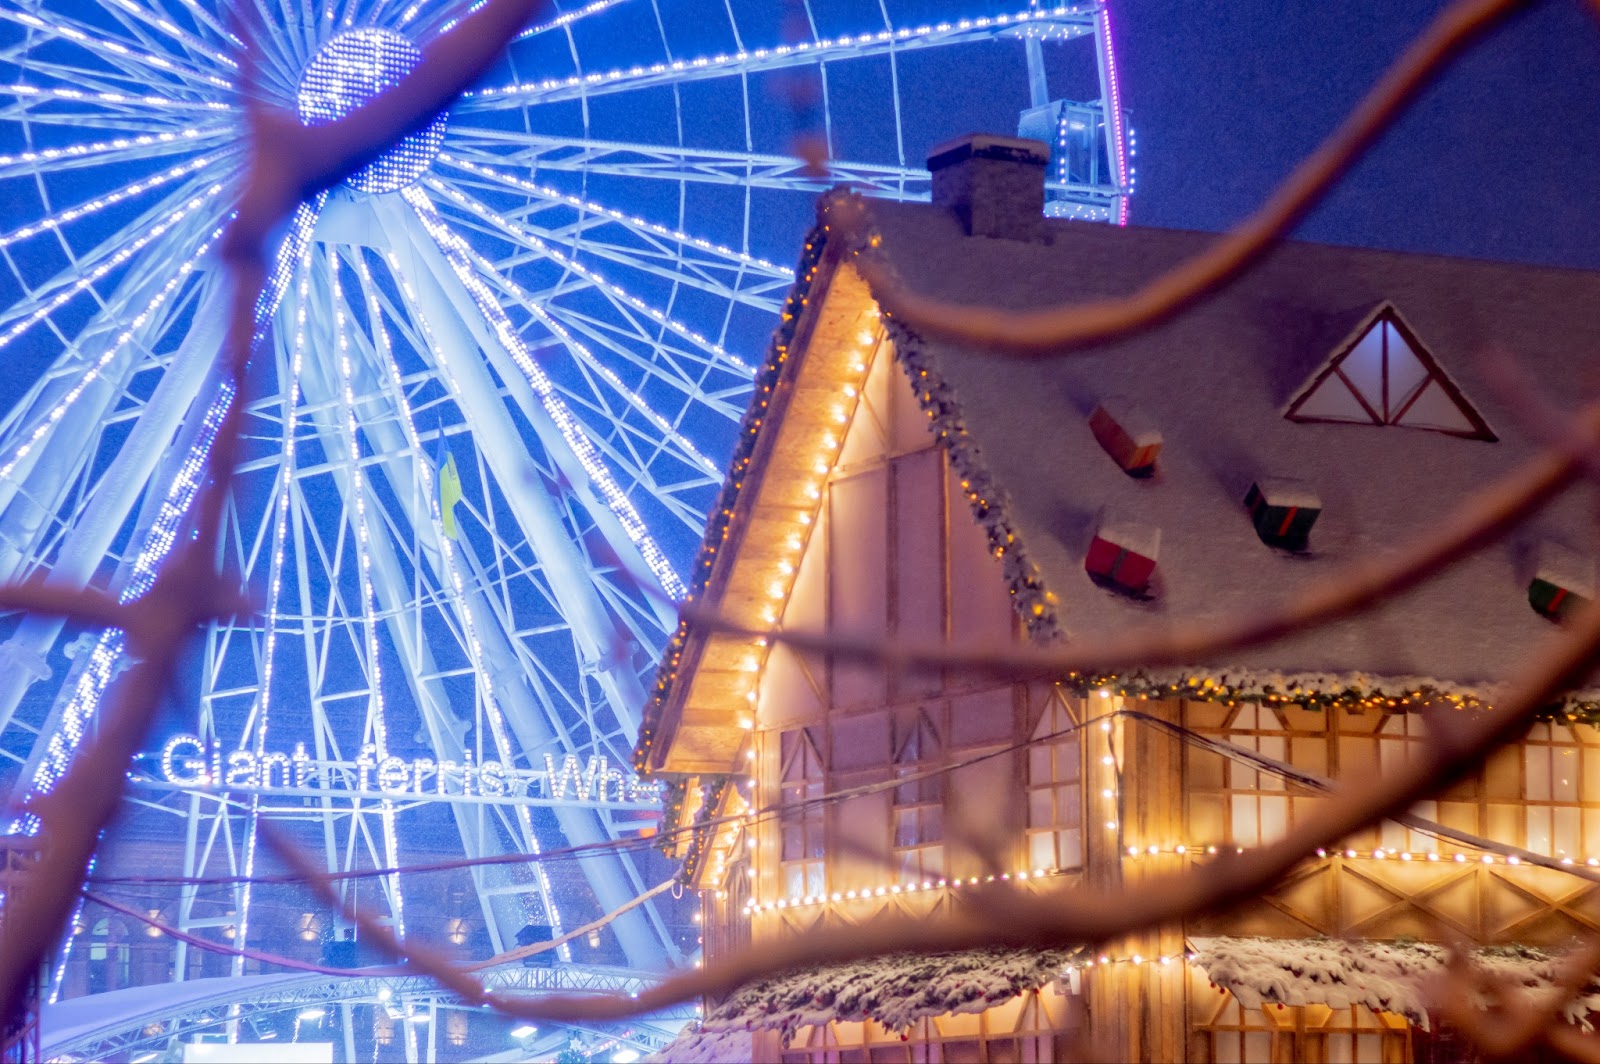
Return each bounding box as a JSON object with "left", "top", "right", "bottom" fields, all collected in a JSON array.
[{"left": 1285, "top": 309, "right": 1493, "bottom": 440}]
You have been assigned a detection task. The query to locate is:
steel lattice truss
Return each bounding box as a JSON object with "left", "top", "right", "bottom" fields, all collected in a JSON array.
[
  {"left": 0, "top": 0, "right": 1129, "bottom": 1053},
  {"left": 42, "top": 964, "right": 688, "bottom": 1060}
]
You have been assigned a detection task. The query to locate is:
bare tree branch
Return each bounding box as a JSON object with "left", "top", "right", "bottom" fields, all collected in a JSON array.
[{"left": 686, "top": 401, "right": 1597, "bottom": 682}]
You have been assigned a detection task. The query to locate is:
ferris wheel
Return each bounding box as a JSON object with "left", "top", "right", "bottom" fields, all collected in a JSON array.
[{"left": 0, "top": 0, "right": 1128, "bottom": 1049}]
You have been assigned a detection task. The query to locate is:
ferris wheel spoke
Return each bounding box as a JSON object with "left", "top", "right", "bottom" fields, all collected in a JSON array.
[
  {"left": 461, "top": 4, "right": 1095, "bottom": 109},
  {"left": 421, "top": 0, "right": 631, "bottom": 43},
  {"left": 444, "top": 130, "right": 929, "bottom": 199},
  {"left": 438, "top": 151, "right": 791, "bottom": 277},
  {"left": 418, "top": 195, "right": 740, "bottom": 495},
  {"left": 494, "top": 227, "right": 786, "bottom": 314},
  {"left": 100, "top": 0, "right": 241, "bottom": 77},
  {"left": 0, "top": 128, "right": 225, "bottom": 181},
  {"left": 426, "top": 177, "right": 757, "bottom": 380},
  {"left": 0, "top": 9, "right": 234, "bottom": 97},
  {"left": 0, "top": 180, "right": 227, "bottom": 355},
  {"left": 395, "top": 185, "right": 687, "bottom": 604},
  {"left": 0, "top": 82, "right": 235, "bottom": 119},
  {"left": 0, "top": 153, "right": 229, "bottom": 254}
]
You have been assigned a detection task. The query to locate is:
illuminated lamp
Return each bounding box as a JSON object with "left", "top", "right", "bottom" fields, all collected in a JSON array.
[
  {"left": 296, "top": 29, "right": 445, "bottom": 195},
  {"left": 1529, "top": 541, "right": 1593, "bottom": 622},
  {"left": 1085, "top": 510, "right": 1159, "bottom": 595},
  {"left": 1088, "top": 396, "right": 1162, "bottom": 477},
  {"left": 1244, "top": 477, "right": 1321, "bottom": 551}
]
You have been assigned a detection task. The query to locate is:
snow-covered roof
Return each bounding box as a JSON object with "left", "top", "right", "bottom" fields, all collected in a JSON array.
[
  {"left": 650, "top": 946, "right": 1074, "bottom": 1059},
  {"left": 858, "top": 197, "right": 1600, "bottom": 693},
  {"left": 1190, "top": 935, "right": 1600, "bottom": 1030}
]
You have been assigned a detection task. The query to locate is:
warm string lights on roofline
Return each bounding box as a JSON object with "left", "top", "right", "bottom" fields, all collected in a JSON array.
[
  {"left": 465, "top": 5, "right": 1097, "bottom": 102},
  {"left": 402, "top": 185, "right": 689, "bottom": 601},
  {"left": 741, "top": 866, "right": 1073, "bottom": 916},
  {"left": 379, "top": 249, "right": 569, "bottom": 953}
]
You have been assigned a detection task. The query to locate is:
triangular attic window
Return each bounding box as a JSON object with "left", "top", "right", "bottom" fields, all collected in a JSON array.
[{"left": 1286, "top": 310, "right": 1494, "bottom": 440}]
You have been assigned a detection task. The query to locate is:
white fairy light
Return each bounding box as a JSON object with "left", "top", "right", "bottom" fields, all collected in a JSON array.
[
  {"left": 438, "top": 153, "right": 788, "bottom": 279},
  {"left": 235, "top": 230, "right": 319, "bottom": 964},
  {"left": 329, "top": 255, "right": 408, "bottom": 938},
  {"left": 297, "top": 29, "right": 445, "bottom": 195},
  {"left": 4, "top": 83, "right": 231, "bottom": 111},
  {"left": 0, "top": 128, "right": 216, "bottom": 174},
  {"left": 416, "top": 177, "right": 727, "bottom": 477},
  {"left": 7, "top": 10, "right": 233, "bottom": 90},
  {"left": 465, "top": 5, "right": 1092, "bottom": 103}
]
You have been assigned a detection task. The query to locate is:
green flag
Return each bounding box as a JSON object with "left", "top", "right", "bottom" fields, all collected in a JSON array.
[{"left": 439, "top": 449, "right": 463, "bottom": 540}]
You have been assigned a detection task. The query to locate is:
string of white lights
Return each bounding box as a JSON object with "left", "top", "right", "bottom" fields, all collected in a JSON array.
[
  {"left": 375, "top": 248, "right": 569, "bottom": 955},
  {"left": 428, "top": 0, "right": 639, "bottom": 47},
  {"left": 419, "top": 178, "right": 725, "bottom": 478},
  {"left": 0, "top": 215, "right": 224, "bottom": 482},
  {"left": 330, "top": 252, "right": 408, "bottom": 939},
  {"left": 402, "top": 185, "right": 688, "bottom": 601},
  {"left": 0, "top": 128, "right": 217, "bottom": 175},
  {"left": 426, "top": 176, "right": 757, "bottom": 377},
  {"left": 234, "top": 238, "right": 317, "bottom": 971},
  {"left": 102, "top": 0, "right": 239, "bottom": 70},
  {"left": 465, "top": 5, "right": 1095, "bottom": 102},
  {"left": 438, "top": 152, "right": 789, "bottom": 278},
  {"left": 2, "top": 9, "right": 233, "bottom": 91},
  {"left": 3, "top": 83, "right": 233, "bottom": 112},
  {"left": 0, "top": 184, "right": 224, "bottom": 356},
  {"left": 28, "top": 204, "right": 313, "bottom": 989},
  {"left": 0, "top": 155, "right": 222, "bottom": 252}
]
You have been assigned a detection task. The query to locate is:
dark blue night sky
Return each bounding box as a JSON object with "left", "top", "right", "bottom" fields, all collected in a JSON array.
[{"left": 1118, "top": 0, "right": 1600, "bottom": 269}]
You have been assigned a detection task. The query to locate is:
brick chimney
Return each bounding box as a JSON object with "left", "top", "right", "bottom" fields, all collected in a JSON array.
[{"left": 927, "top": 133, "right": 1049, "bottom": 242}]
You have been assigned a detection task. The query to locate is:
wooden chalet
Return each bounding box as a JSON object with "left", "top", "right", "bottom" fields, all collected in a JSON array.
[{"left": 635, "top": 133, "right": 1600, "bottom": 1063}]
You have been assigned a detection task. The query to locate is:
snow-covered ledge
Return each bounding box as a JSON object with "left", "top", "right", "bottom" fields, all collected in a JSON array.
[
  {"left": 649, "top": 947, "right": 1076, "bottom": 1061},
  {"left": 1191, "top": 936, "right": 1600, "bottom": 1031}
]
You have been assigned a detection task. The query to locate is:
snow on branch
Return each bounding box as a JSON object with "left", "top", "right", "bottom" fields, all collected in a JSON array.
[
  {"left": 1192, "top": 936, "right": 1600, "bottom": 1031},
  {"left": 655, "top": 947, "right": 1076, "bottom": 1058}
]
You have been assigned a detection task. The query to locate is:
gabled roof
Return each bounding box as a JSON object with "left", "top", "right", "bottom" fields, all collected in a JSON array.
[
  {"left": 851, "top": 197, "right": 1600, "bottom": 698},
  {"left": 636, "top": 189, "right": 1600, "bottom": 777}
]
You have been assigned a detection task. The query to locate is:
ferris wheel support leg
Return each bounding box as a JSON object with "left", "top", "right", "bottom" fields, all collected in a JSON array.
[
  {"left": 0, "top": 277, "right": 228, "bottom": 747},
  {"left": 376, "top": 218, "right": 676, "bottom": 969},
  {"left": 288, "top": 336, "right": 541, "bottom": 957},
  {"left": 377, "top": 198, "right": 649, "bottom": 732}
]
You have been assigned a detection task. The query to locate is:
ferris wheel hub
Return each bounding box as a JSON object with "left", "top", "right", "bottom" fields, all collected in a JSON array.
[{"left": 296, "top": 28, "right": 447, "bottom": 195}]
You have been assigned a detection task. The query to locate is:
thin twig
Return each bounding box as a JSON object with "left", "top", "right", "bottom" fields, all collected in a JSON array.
[
  {"left": 686, "top": 401, "right": 1597, "bottom": 681},
  {"left": 427, "top": 597, "right": 1600, "bottom": 1024}
]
